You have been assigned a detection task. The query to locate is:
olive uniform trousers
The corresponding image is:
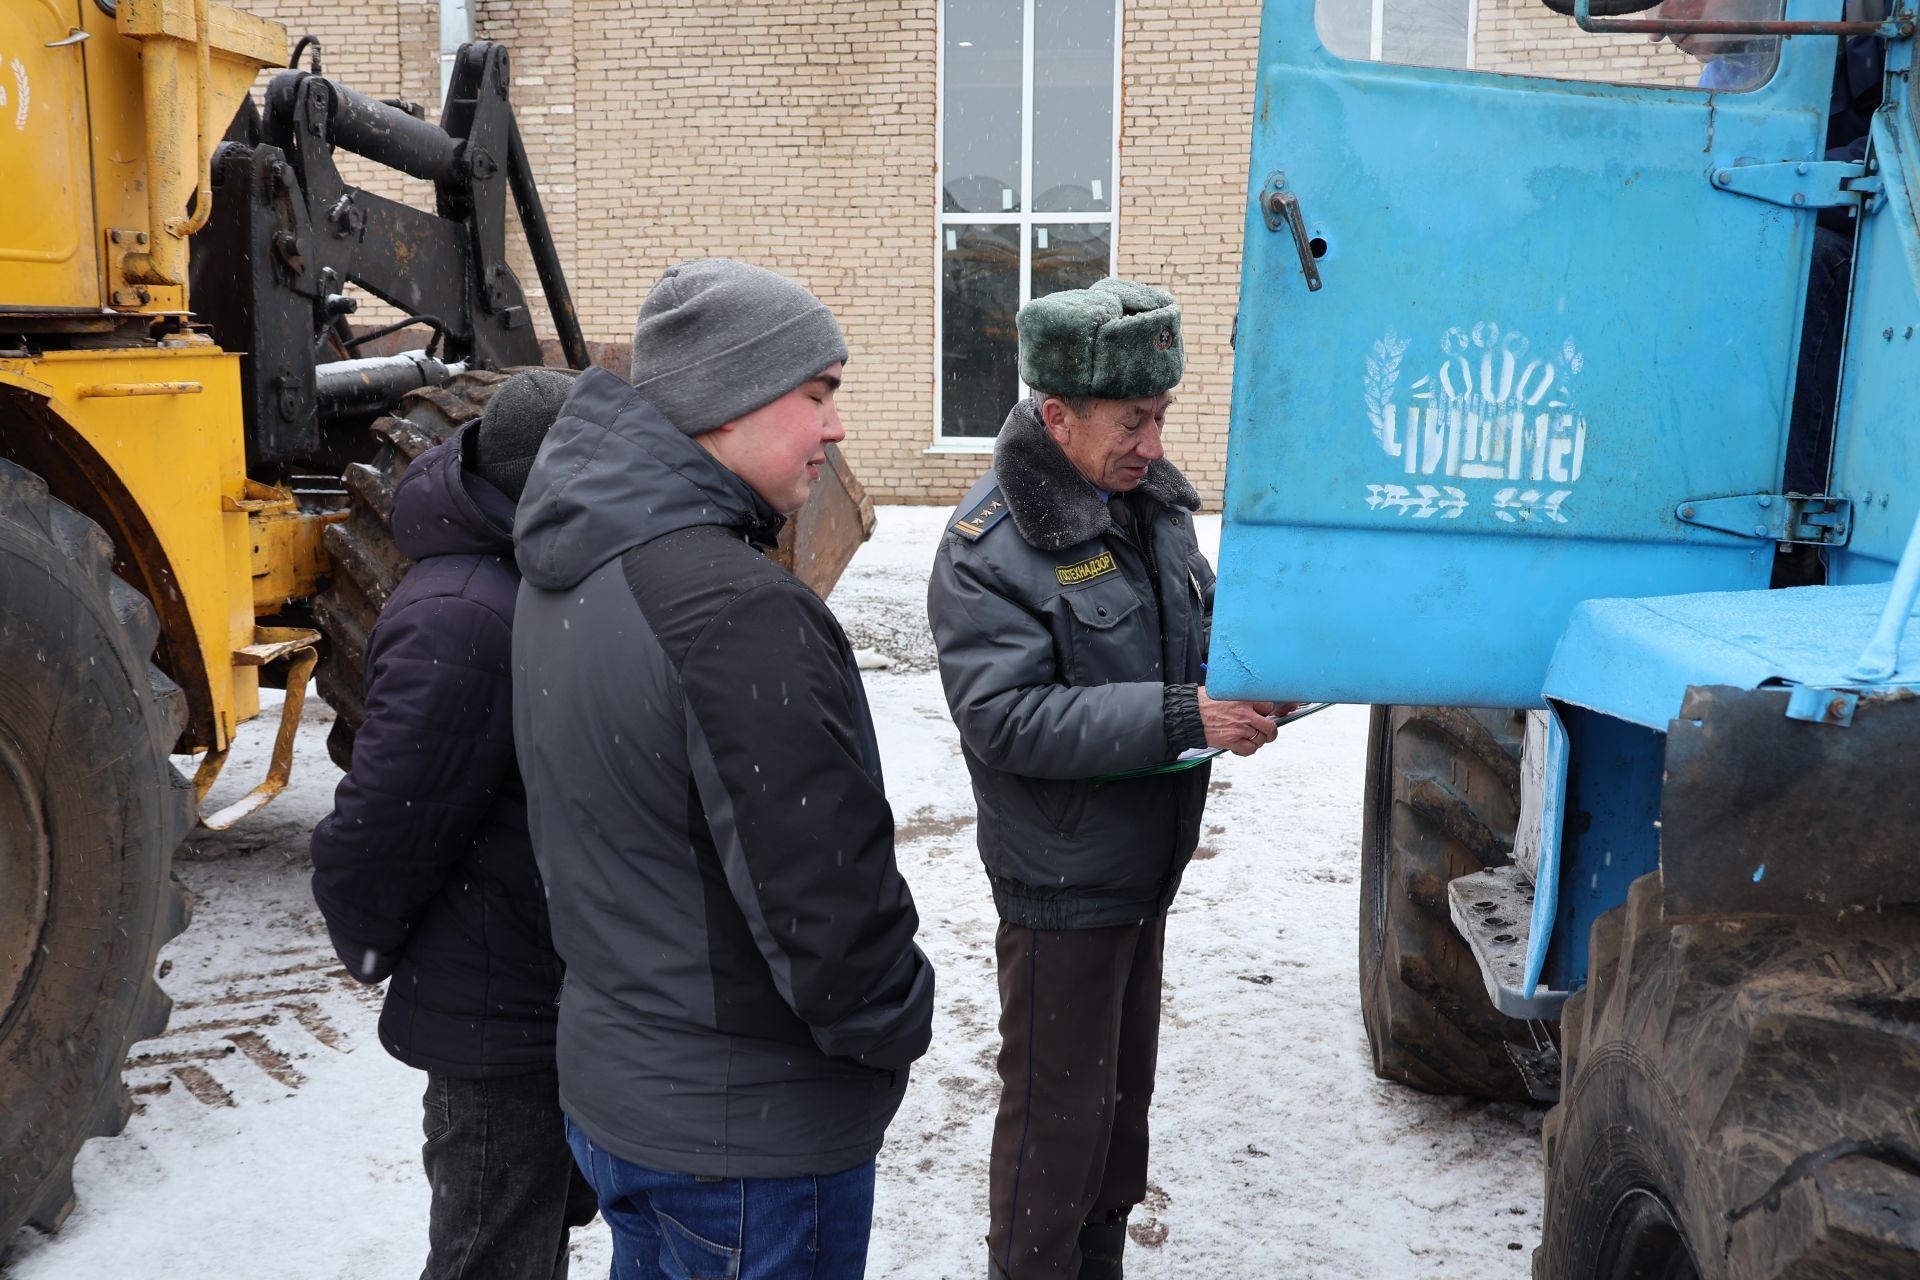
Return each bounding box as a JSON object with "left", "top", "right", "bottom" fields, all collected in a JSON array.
[{"left": 987, "top": 913, "right": 1167, "bottom": 1279}]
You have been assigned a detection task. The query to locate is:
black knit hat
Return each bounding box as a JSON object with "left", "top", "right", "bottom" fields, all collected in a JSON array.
[{"left": 469, "top": 368, "right": 576, "bottom": 502}]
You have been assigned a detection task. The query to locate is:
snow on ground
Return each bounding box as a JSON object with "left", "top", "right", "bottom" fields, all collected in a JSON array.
[{"left": 4, "top": 506, "right": 1543, "bottom": 1280}]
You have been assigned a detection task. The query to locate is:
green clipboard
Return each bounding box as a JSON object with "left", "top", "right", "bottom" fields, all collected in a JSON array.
[{"left": 1094, "top": 748, "right": 1226, "bottom": 784}]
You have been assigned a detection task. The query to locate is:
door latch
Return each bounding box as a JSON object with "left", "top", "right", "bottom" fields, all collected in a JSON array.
[{"left": 1260, "top": 171, "right": 1322, "bottom": 293}]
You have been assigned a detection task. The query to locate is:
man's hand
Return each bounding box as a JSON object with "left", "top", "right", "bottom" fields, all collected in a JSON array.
[{"left": 1198, "top": 687, "right": 1280, "bottom": 756}]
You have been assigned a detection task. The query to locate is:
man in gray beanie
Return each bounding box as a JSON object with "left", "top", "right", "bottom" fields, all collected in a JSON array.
[
  {"left": 511, "top": 259, "right": 934, "bottom": 1276},
  {"left": 928, "top": 277, "right": 1285, "bottom": 1280}
]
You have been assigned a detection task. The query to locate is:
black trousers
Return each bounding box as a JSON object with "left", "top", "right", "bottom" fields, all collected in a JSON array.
[
  {"left": 420, "top": 1068, "right": 599, "bottom": 1280},
  {"left": 988, "top": 914, "right": 1167, "bottom": 1278}
]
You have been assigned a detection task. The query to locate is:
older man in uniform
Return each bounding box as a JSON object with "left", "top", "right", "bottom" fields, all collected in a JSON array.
[{"left": 928, "top": 277, "right": 1285, "bottom": 1279}]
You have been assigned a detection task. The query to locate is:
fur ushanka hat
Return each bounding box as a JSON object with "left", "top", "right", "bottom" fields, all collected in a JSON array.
[{"left": 1015, "top": 276, "right": 1183, "bottom": 401}]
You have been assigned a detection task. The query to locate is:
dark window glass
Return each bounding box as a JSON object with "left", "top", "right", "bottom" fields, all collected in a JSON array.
[
  {"left": 942, "top": 225, "right": 1022, "bottom": 438},
  {"left": 944, "top": 0, "right": 1024, "bottom": 213},
  {"left": 1032, "top": 222, "right": 1110, "bottom": 298},
  {"left": 1032, "top": 0, "right": 1114, "bottom": 213}
]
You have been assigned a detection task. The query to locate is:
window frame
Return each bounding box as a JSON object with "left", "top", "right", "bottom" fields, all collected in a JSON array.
[{"left": 931, "top": 0, "right": 1126, "bottom": 452}]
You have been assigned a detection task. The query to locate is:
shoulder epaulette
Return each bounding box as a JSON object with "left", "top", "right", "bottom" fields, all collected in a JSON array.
[{"left": 950, "top": 488, "right": 1011, "bottom": 542}]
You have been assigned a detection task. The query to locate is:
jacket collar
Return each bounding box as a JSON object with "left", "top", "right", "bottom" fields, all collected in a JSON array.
[
  {"left": 514, "top": 367, "right": 785, "bottom": 591},
  {"left": 392, "top": 425, "right": 515, "bottom": 562},
  {"left": 990, "top": 397, "right": 1200, "bottom": 552}
]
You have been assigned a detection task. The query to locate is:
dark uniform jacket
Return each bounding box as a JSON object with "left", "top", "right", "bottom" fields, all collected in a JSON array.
[
  {"left": 310, "top": 427, "right": 564, "bottom": 1078},
  {"left": 510, "top": 367, "right": 935, "bottom": 1178},
  {"left": 927, "top": 397, "right": 1215, "bottom": 930}
]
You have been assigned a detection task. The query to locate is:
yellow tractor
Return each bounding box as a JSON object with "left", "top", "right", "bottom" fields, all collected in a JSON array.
[{"left": 0, "top": 0, "right": 871, "bottom": 1244}]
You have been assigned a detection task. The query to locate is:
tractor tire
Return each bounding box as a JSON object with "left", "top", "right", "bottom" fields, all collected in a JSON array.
[
  {"left": 1360, "top": 704, "right": 1552, "bottom": 1101},
  {"left": 312, "top": 370, "right": 514, "bottom": 771},
  {"left": 1536, "top": 872, "right": 1920, "bottom": 1279},
  {"left": 0, "top": 460, "right": 194, "bottom": 1245}
]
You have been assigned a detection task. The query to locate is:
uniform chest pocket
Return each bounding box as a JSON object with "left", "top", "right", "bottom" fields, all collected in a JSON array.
[
  {"left": 1064, "top": 583, "right": 1142, "bottom": 630},
  {"left": 1059, "top": 581, "right": 1150, "bottom": 686}
]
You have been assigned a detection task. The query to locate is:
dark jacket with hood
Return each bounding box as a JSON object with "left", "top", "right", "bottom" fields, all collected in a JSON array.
[
  {"left": 927, "top": 397, "right": 1215, "bottom": 930},
  {"left": 310, "top": 426, "right": 563, "bottom": 1078},
  {"left": 510, "top": 367, "right": 934, "bottom": 1179}
]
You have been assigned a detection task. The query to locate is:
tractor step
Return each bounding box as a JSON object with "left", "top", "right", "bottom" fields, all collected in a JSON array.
[{"left": 1448, "top": 866, "right": 1570, "bottom": 1020}]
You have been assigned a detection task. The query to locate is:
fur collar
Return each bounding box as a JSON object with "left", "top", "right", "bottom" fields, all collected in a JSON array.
[{"left": 990, "top": 397, "right": 1201, "bottom": 551}]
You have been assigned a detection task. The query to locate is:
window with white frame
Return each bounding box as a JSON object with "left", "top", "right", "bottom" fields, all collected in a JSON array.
[{"left": 938, "top": 0, "right": 1121, "bottom": 442}]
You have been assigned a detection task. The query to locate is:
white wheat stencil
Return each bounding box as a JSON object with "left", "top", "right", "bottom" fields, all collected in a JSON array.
[
  {"left": 1367, "top": 483, "right": 1468, "bottom": 519},
  {"left": 1365, "top": 330, "right": 1410, "bottom": 449},
  {"left": 1492, "top": 488, "right": 1573, "bottom": 523}
]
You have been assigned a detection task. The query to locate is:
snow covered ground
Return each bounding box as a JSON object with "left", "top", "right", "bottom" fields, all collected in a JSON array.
[{"left": 5, "top": 506, "right": 1544, "bottom": 1279}]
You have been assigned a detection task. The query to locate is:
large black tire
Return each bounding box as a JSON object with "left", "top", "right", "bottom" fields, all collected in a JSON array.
[
  {"left": 1360, "top": 704, "right": 1552, "bottom": 1101},
  {"left": 1537, "top": 872, "right": 1920, "bottom": 1278},
  {"left": 311, "top": 370, "right": 514, "bottom": 771},
  {"left": 0, "top": 459, "right": 193, "bottom": 1245}
]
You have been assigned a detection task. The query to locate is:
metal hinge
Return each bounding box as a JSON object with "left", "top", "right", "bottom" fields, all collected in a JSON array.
[
  {"left": 1675, "top": 493, "right": 1851, "bottom": 545},
  {"left": 1711, "top": 160, "right": 1874, "bottom": 210}
]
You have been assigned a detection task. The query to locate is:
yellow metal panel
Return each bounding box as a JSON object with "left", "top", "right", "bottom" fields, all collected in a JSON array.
[
  {"left": 112, "top": 0, "right": 285, "bottom": 290},
  {"left": 0, "top": 0, "right": 99, "bottom": 309},
  {"left": 239, "top": 481, "right": 346, "bottom": 611},
  {"left": 0, "top": 346, "right": 257, "bottom": 747},
  {"left": 79, "top": 0, "right": 171, "bottom": 309}
]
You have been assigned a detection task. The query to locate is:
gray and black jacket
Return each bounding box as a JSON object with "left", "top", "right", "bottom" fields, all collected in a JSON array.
[
  {"left": 511, "top": 367, "right": 935, "bottom": 1178},
  {"left": 927, "top": 398, "right": 1215, "bottom": 930}
]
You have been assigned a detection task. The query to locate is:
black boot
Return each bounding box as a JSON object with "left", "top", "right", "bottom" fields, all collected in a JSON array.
[{"left": 1076, "top": 1213, "right": 1128, "bottom": 1280}]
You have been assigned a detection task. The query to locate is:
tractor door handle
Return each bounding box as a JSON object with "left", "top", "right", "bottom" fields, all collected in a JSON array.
[{"left": 1261, "top": 172, "right": 1323, "bottom": 293}]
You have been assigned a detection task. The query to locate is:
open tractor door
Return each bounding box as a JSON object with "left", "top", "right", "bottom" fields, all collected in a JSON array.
[{"left": 1220, "top": 1, "right": 1920, "bottom": 1272}]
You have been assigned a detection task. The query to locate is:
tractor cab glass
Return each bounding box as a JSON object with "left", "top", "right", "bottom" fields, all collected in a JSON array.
[{"left": 1314, "top": 0, "right": 1785, "bottom": 91}]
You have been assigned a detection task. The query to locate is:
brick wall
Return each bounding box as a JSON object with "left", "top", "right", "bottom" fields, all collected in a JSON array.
[
  {"left": 1474, "top": 0, "right": 1698, "bottom": 83},
  {"left": 543, "top": 3, "right": 971, "bottom": 503},
  {"left": 1112, "top": 2, "right": 1263, "bottom": 505}
]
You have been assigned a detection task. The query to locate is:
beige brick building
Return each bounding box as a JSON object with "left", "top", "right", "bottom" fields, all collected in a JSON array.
[{"left": 236, "top": 0, "right": 1710, "bottom": 507}]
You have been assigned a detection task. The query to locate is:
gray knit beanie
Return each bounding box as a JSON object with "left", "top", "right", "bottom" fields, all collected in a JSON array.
[
  {"left": 628, "top": 259, "right": 848, "bottom": 435},
  {"left": 470, "top": 368, "right": 575, "bottom": 502}
]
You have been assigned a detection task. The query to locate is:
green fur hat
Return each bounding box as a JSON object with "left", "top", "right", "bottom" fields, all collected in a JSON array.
[{"left": 1016, "top": 277, "right": 1183, "bottom": 401}]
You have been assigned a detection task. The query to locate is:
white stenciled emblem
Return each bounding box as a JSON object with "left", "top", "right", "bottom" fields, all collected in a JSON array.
[
  {"left": 1365, "top": 322, "right": 1585, "bottom": 522},
  {"left": 6, "top": 57, "right": 27, "bottom": 132},
  {"left": 1364, "top": 483, "right": 1467, "bottom": 519}
]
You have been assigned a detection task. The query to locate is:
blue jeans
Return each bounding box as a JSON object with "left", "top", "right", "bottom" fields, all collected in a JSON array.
[{"left": 565, "top": 1118, "right": 876, "bottom": 1280}]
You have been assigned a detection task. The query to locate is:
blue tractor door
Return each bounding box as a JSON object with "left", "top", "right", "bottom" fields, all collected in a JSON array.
[{"left": 1210, "top": 2, "right": 1839, "bottom": 708}]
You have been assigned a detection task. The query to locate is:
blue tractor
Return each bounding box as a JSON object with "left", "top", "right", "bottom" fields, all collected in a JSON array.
[{"left": 1216, "top": 0, "right": 1920, "bottom": 1272}]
